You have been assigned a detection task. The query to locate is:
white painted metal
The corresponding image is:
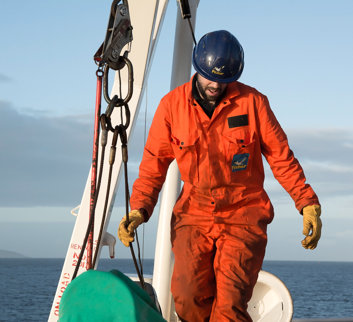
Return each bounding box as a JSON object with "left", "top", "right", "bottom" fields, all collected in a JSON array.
[
  {"left": 166, "top": 269, "right": 294, "bottom": 322},
  {"left": 248, "top": 270, "right": 293, "bottom": 322},
  {"left": 152, "top": 161, "right": 180, "bottom": 320},
  {"left": 152, "top": 1, "right": 199, "bottom": 320},
  {"left": 102, "top": 231, "right": 116, "bottom": 259},
  {"left": 48, "top": 1, "right": 169, "bottom": 320}
]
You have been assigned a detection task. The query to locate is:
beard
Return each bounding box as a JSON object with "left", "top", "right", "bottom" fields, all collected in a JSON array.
[{"left": 196, "top": 79, "right": 226, "bottom": 104}]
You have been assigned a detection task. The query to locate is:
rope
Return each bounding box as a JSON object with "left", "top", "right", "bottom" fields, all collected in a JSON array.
[
  {"left": 141, "top": 82, "right": 149, "bottom": 266},
  {"left": 72, "top": 69, "right": 103, "bottom": 280},
  {"left": 72, "top": 0, "right": 143, "bottom": 285}
]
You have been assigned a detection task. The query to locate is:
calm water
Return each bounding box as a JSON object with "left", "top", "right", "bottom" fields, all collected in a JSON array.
[{"left": 0, "top": 259, "right": 352, "bottom": 321}]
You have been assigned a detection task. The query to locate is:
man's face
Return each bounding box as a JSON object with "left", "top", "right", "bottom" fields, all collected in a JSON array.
[{"left": 196, "top": 74, "right": 227, "bottom": 104}]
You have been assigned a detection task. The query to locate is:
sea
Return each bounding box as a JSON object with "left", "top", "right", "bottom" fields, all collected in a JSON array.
[{"left": 0, "top": 259, "right": 352, "bottom": 321}]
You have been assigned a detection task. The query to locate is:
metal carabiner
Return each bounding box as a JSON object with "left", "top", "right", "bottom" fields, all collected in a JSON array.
[
  {"left": 119, "top": 101, "right": 130, "bottom": 130},
  {"left": 102, "top": 55, "right": 134, "bottom": 106},
  {"left": 105, "top": 95, "right": 120, "bottom": 118},
  {"left": 103, "top": 95, "right": 130, "bottom": 131},
  {"left": 100, "top": 113, "right": 114, "bottom": 133}
]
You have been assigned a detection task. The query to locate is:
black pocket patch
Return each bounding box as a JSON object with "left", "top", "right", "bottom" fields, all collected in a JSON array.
[{"left": 228, "top": 114, "right": 248, "bottom": 128}]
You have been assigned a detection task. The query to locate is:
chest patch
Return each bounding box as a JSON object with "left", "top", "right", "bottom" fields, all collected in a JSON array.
[
  {"left": 228, "top": 114, "right": 248, "bottom": 128},
  {"left": 231, "top": 153, "right": 249, "bottom": 172}
]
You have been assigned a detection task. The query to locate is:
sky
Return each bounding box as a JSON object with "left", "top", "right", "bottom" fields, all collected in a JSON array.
[{"left": 0, "top": 0, "right": 353, "bottom": 263}]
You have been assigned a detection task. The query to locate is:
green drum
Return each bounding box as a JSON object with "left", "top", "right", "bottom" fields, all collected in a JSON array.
[{"left": 59, "top": 270, "right": 166, "bottom": 322}]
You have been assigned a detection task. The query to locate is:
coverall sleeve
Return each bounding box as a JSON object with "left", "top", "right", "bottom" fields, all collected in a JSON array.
[
  {"left": 257, "top": 95, "right": 319, "bottom": 212},
  {"left": 129, "top": 97, "right": 175, "bottom": 220}
]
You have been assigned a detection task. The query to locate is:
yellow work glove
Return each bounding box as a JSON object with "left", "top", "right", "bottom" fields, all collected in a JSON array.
[
  {"left": 301, "top": 205, "right": 322, "bottom": 250},
  {"left": 118, "top": 209, "right": 145, "bottom": 247}
]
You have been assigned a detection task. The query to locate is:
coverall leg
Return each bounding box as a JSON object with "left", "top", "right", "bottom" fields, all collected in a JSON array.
[{"left": 171, "top": 222, "right": 267, "bottom": 322}]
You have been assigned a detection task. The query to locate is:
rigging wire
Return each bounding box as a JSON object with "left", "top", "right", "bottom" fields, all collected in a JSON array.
[
  {"left": 187, "top": 18, "right": 197, "bottom": 45},
  {"left": 72, "top": 69, "right": 104, "bottom": 279},
  {"left": 141, "top": 81, "right": 149, "bottom": 267},
  {"left": 74, "top": 0, "right": 198, "bottom": 286},
  {"left": 72, "top": 0, "right": 146, "bottom": 286},
  {"left": 178, "top": 0, "right": 197, "bottom": 45},
  {"left": 101, "top": 65, "right": 146, "bottom": 288}
]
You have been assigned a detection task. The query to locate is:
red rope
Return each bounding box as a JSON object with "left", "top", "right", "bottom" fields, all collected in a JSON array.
[{"left": 86, "top": 71, "right": 103, "bottom": 270}]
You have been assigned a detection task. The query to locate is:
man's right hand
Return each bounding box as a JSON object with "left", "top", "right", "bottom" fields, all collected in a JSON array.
[{"left": 118, "top": 209, "right": 145, "bottom": 247}]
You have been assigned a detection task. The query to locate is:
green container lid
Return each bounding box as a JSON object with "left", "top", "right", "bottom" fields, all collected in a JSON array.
[{"left": 59, "top": 270, "right": 166, "bottom": 322}]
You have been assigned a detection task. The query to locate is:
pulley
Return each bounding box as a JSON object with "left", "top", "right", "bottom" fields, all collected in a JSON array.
[{"left": 94, "top": 0, "right": 133, "bottom": 71}]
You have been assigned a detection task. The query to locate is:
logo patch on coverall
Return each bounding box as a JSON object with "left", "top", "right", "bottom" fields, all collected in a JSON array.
[{"left": 231, "top": 153, "right": 249, "bottom": 172}]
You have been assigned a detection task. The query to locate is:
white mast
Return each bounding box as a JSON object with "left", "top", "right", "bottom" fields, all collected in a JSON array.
[
  {"left": 152, "top": 0, "right": 200, "bottom": 320},
  {"left": 48, "top": 1, "right": 169, "bottom": 320}
]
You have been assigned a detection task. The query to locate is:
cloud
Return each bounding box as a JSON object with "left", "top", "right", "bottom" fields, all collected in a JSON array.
[
  {"left": 0, "top": 73, "right": 12, "bottom": 83},
  {"left": 1, "top": 101, "right": 352, "bottom": 210},
  {"left": 0, "top": 101, "right": 148, "bottom": 208},
  {"left": 264, "top": 128, "right": 353, "bottom": 201},
  {"left": 0, "top": 101, "right": 93, "bottom": 207},
  {"left": 287, "top": 128, "right": 353, "bottom": 163}
]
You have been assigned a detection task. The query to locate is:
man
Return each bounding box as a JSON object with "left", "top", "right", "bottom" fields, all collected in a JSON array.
[{"left": 118, "top": 30, "right": 322, "bottom": 321}]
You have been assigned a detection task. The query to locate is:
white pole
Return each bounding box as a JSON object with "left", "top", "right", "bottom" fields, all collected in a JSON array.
[
  {"left": 48, "top": 1, "right": 169, "bottom": 320},
  {"left": 152, "top": 1, "right": 199, "bottom": 320}
]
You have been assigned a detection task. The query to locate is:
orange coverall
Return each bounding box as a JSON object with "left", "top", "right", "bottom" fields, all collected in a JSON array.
[{"left": 130, "top": 76, "right": 319, "bottom": 321}]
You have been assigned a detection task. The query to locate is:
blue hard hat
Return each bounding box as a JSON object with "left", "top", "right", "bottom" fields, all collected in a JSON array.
[{"left": 192, "top": 30, "right": 244, "bottom": 83}]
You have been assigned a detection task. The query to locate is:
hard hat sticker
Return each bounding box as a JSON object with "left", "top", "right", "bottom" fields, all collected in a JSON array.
[
  {"left": 212, "top": 65, "right": 225, "bottom": 75},
  {"left": 231, "top": 153, "right": 249, "bottom": 172}
]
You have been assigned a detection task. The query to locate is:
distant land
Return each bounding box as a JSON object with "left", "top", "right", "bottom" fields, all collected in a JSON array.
[{"left": 0, "top": 249, "right": 28, "bottom": 258}]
